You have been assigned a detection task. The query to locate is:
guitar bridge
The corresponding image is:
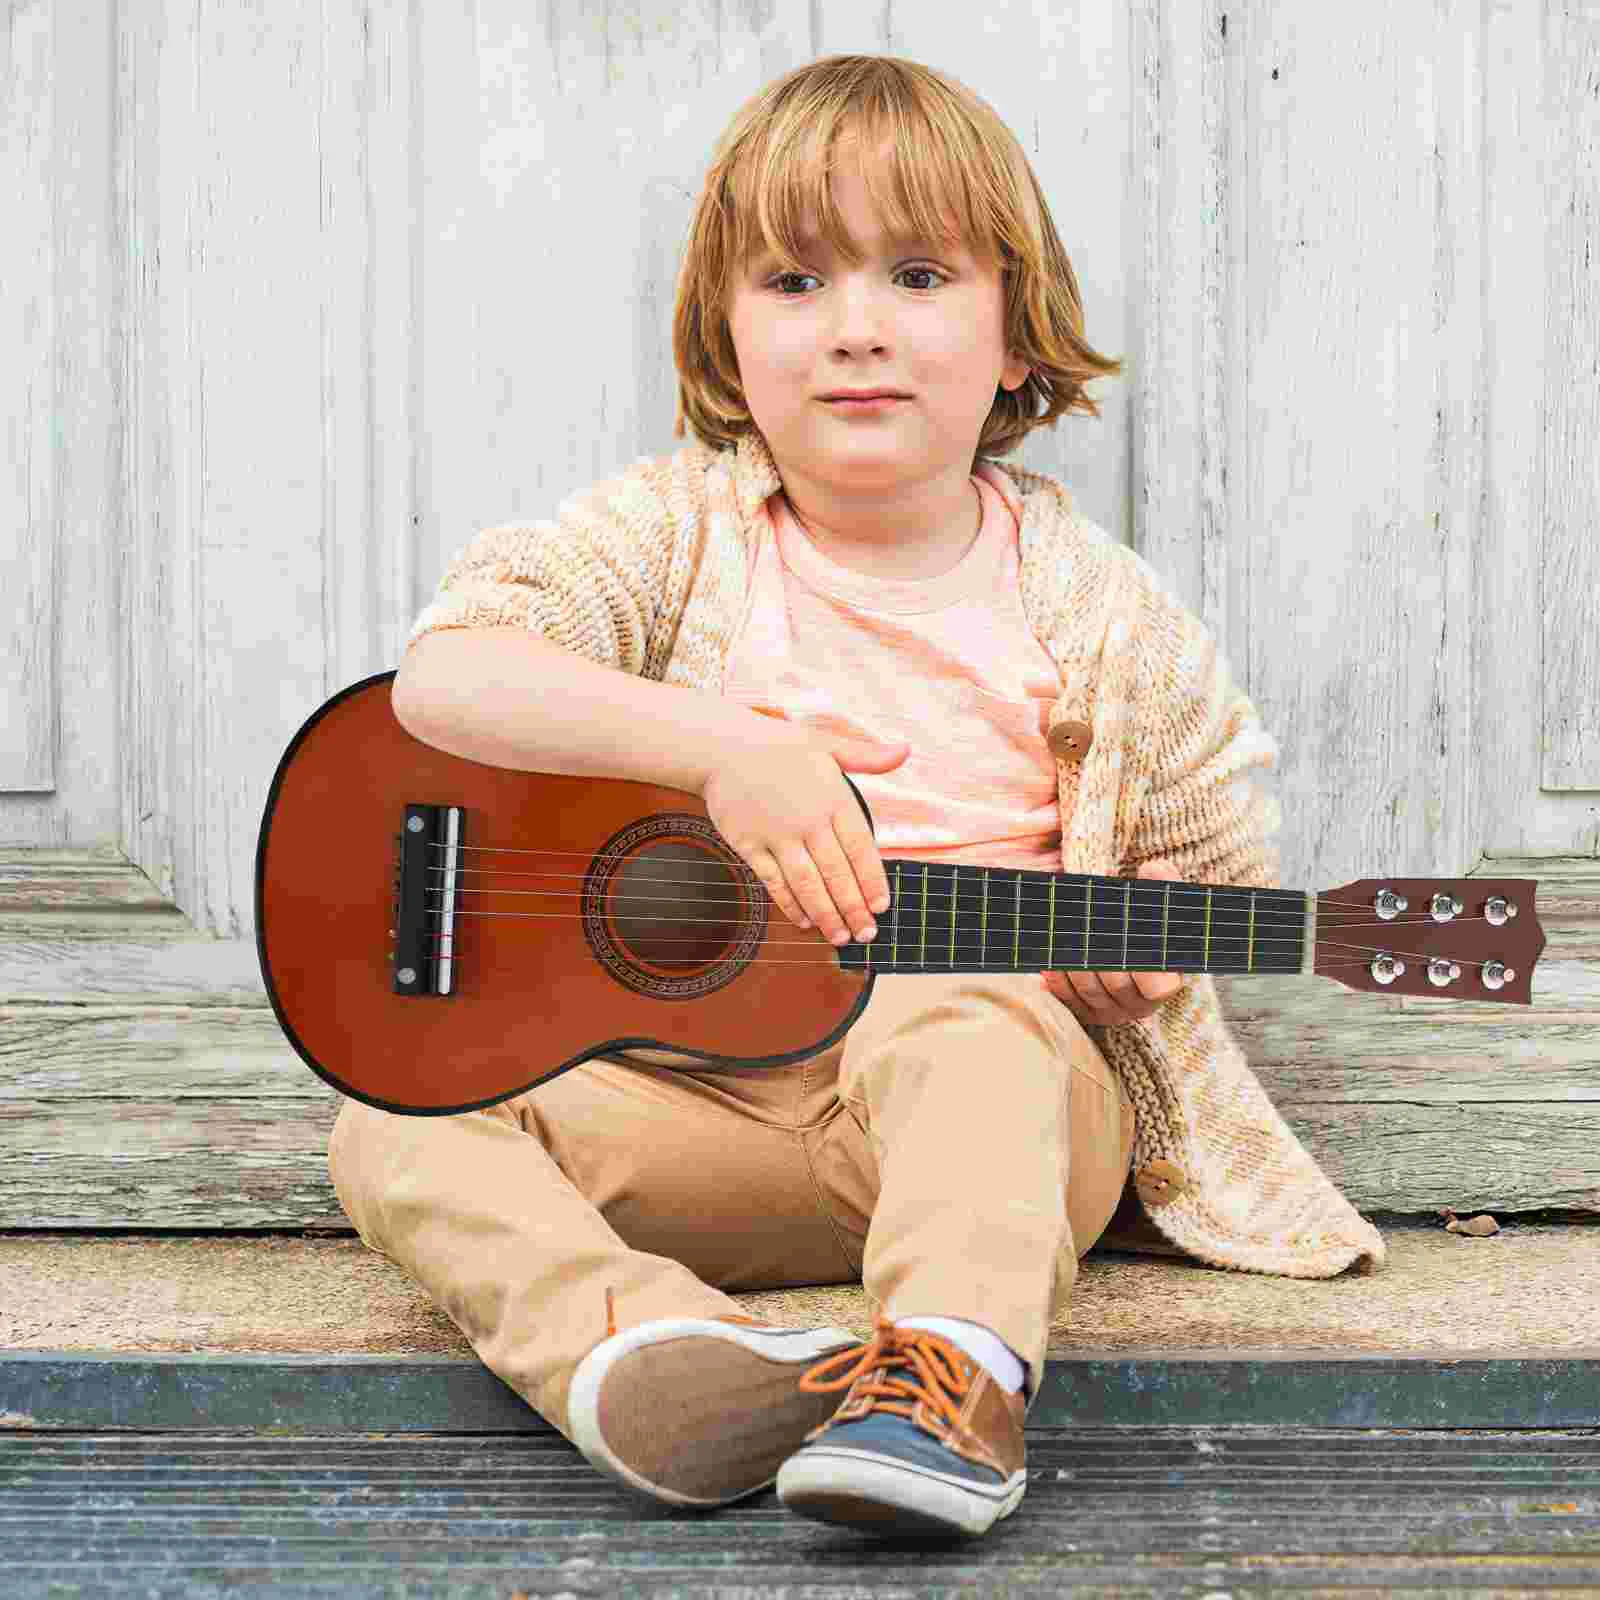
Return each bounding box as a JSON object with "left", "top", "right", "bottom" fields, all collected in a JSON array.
[{"left": 392, "top": 803, "right": 464, "bottom": 997}]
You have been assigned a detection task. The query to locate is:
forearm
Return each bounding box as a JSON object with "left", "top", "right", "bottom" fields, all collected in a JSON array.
[{"left": 391, "top": 626, "right": 782, "bottom": 795}]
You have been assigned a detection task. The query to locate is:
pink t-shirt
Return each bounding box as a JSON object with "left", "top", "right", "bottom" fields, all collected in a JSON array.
[{"left": 722, "top": 464, "right": 1065, "bottom": 873}]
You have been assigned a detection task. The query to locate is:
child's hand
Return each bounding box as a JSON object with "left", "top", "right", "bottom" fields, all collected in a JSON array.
[
  {"left": 1040, "top": 858, "right": 1188, "bottom": 1026},
  {"left": 700, "top": 722, "right": 910, "bottom": 948}
]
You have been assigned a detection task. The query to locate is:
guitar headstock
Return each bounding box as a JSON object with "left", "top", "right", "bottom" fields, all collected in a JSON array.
[{"left": 1313, "top": 876, "right": 1546, "bottom": 1005}]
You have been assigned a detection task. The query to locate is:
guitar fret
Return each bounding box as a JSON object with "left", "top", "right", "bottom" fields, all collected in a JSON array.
[{"left": 863, "top": 862, "right": 1308, "bottom": 977}]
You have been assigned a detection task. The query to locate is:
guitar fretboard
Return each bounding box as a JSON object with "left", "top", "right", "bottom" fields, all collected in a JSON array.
[{"left": 838, "top": 860, "right": 1308, "bottom": 976}]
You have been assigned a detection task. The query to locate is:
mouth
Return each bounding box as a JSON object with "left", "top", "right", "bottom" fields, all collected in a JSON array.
[{"left": 821, "top": 394, "right": 909, "bottom": 406}]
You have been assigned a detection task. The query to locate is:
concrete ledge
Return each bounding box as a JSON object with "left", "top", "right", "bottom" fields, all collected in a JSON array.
[
  {"left": 3, "top": 1221, "right": 1597, "bottom": 1432},
  {"left": 6, "top": 1221, "right": 1599, "bottom": 1352},
  {"left": 4, "top": 1349, "right": 1598, "bottom": 1432}
]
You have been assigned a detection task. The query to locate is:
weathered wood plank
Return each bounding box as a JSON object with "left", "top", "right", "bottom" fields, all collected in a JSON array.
[
  {"left": 0, "top": 1110, "right": 348, "bottom": 1230},
  {"left": 1543, "top": 3, "right": 1600, "bottom": 791},
  {"left": 3, "top": 883, "right": 1587, "bottom": 1004},
  {"left": 1, "top": 1100, "right": 1593, "bottom": 1227},
  {"left": 4, "top": 1003, "right": 1599, "bottom": 1109},
  {"left": 1, "top": 1007, "right": 1596, "bottom": 1224},
  {"left": 0, "top": 1009, "right": 324, "bottom": 1099},
  {"left": 3, "top": 846, "right": 1598, "bottom": 1225},
  {"left": 1288, "top": 1101, "right": 1600, "bottom": 1213},
  {"left": 3, "top": 852, "right": 1594, "bottom": 1008},
  {"left": 0, "top": 4, "right": 58, "bottom": 795},
  {"left": 1217, "top": 962, "right": 1600, "bottom": 1022},
  {"left": 0, "top": 850, "right": 176, "bottom": 912},
  {"left": 0, "top": 934, "right": 264, "bottom": 1005},
  {"left": 2, "top": 1098, "right": 341, "bottom": 1159},
  {"left": 1, "top": 1093, "right": 1596, "bottom": 1227},
  {"left": 1240, "top": 1023, "right": 1600, "bottom": 1104},
  {"left": 5, "top": 932, "right": 1595, "bottom": 1012}
]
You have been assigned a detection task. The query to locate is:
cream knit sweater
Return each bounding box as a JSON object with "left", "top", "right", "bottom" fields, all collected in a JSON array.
[{"left": 407, "top": 427, "right": 1387, "bottom": 1279}]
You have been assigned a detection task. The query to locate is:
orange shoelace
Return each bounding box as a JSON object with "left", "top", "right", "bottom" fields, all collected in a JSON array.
[{"left": 797, "top": 1313, "right": 973, "bottom": 1432}]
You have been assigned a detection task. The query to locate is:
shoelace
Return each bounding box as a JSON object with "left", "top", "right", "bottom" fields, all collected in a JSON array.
[{"left": 796, "top": 1313, "right": 973, "bottom": 1433}]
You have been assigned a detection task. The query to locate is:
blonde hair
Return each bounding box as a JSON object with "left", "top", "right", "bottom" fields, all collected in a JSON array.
[{"left": 671, "top": 53, "right": 1124, "bottom": 459}]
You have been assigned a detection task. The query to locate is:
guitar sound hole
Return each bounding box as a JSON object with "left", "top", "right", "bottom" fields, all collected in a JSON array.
[{"left": 609, "top": 842, "right": 743, "bottom": 969}]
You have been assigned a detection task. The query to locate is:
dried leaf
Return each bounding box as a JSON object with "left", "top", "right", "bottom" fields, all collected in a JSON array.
[{"left": 1444, "top": 1213, "right": 1500, "bottom": 1236}]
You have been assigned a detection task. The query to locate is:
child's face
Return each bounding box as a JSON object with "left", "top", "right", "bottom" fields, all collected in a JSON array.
[{"left": 724, "top": 147, "right": 1029, "bottom": 494}]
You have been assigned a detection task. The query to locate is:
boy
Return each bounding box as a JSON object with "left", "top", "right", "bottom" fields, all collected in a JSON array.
[{"left": 331, "top": 53, "right": 1385, "bottom": 1540}]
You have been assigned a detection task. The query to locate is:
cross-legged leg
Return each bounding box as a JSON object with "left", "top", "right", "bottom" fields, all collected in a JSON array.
[
  {"left": 831, "top": 971, "right": 1136, "bottom": 1400},
  {"left": 328, "top": 1047, "right": 860, "bottom": 1442}
]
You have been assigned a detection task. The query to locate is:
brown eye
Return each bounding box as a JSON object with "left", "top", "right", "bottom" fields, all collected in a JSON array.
[{"left": 767, "top": 266, "right": 946, "bottom": 295}]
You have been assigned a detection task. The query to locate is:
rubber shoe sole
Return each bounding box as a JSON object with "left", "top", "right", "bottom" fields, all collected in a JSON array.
[
  {"left": 567, "top": 1318, "right": 858, "bottom": 1508},
  {"left": 777, "top": 1442, "right": 1027, "bottom": 1537}
]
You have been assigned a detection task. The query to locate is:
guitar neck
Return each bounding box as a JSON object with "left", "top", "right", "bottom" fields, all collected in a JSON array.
[{"left": 841, "top": 859, "right": 1313, "bottom": 977}]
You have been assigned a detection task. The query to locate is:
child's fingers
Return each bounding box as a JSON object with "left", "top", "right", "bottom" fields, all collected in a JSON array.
[
  {"left": 1056, "top": 968, "right": 1138, "bottom": 1023},
  {"left": 1045, "top": 966, "right": 1180, "bottom": 1023},
  {"left": 1043, "top": 859, "right": 1189, "bottom": 1021},
  {"left": 1135, "top": 856, "right": 1182, "bottom": 879},
  {"left": 1132, "top": 970, "right": 1186, "bottom": 1003}
]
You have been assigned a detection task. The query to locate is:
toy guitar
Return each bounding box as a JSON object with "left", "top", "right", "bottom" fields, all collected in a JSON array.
[{"left": 256, "top": 671, "right": 1547, "bottom": 1116}]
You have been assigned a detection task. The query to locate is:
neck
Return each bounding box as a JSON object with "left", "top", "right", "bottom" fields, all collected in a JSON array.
[
  {"left": 836, "top": 859, "right": 1311, "bottom": 977},
  {"left": 785, "top": 478, "right": 981, "bottom": 579}
]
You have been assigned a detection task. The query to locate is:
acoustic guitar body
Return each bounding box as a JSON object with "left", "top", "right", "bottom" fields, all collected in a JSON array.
[{"left": 255, "top": 672, "right": 874, "bottom": 1115}]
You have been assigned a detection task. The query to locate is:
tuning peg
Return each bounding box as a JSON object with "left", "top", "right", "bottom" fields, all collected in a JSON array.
[
  {"left": 1484, "top": 895, "right": 1517, "bottom": 926},
  {"left": 1370, "top": 953, "right": 1406, "bottom": 984}
]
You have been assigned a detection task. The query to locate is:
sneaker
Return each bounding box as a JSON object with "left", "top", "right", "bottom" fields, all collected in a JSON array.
[
  {"left": 775, "top": 1315, "right": 1028, "bottom": 1537},
  {"left": 566, "top": 1300, "right": 859, "bottom": 1509}
]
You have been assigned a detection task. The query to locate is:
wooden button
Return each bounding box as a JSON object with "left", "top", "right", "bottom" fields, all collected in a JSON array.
[
  {"left": 1047, "top": 719, "right": 1093, "bottom": 761},
  {"left": 1134, "top": 1158, "right": 1187, "bottom": 1209}
]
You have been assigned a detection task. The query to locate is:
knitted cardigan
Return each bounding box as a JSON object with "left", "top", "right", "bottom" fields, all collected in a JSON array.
[{"left": 407, "top": 427, "right": 1387, "bottom": 1279}]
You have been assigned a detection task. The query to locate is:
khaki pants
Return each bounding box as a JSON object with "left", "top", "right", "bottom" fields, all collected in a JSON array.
[{"left": 329, "top": 971, "right": 1137, "bottom": 1440}]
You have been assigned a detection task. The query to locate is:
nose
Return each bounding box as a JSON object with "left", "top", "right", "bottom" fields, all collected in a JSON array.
[{"left": 823, "top": 278, "right": 898, "bottom": 346}]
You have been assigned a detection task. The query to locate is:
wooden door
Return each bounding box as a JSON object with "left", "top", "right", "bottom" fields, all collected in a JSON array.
[{"left": 3, "top": 3, "right": 1594, "bottom": 1226}]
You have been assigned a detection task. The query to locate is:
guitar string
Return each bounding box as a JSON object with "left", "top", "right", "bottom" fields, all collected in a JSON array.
[
  {"left": 417, "top": 841, "right": 1471, "bottom": 918},
  {"left": 417, "top": 926, "right": 1489, "bottom": 973},
  {"left": 409, "top": 928, "right": 1481, "bottom": 976},
  {"left": 398, "top": 847, "right": 1516, "bottom": 972},
  {"left": 408, "top": 893, "right": 1505, "bottom": 973},
  {"left": 419, "top": 877, "right": 1480, "bottom": 944},
  {"left": 416, "top": 858, "right": 1499, "bottom": 940}
]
